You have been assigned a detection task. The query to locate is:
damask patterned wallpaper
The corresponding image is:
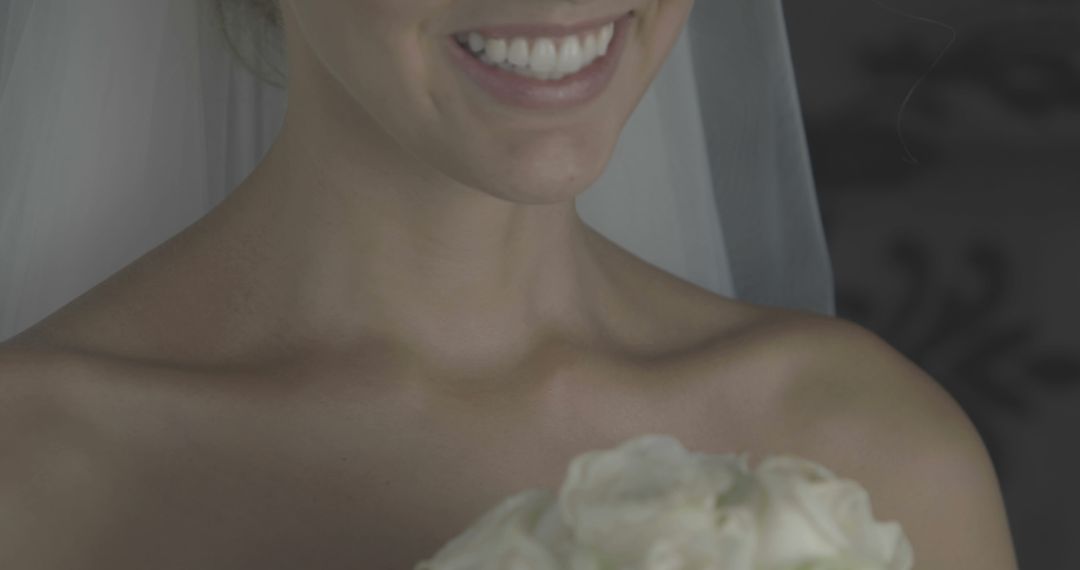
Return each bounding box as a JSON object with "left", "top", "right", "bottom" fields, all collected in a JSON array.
[{"left": 783, "top": 1, "right": 1080, "bottom": 568}]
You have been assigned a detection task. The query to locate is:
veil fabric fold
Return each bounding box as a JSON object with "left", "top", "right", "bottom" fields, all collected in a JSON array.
[{"left": 0, "top": 0, "right": 835, "bottom": 343}]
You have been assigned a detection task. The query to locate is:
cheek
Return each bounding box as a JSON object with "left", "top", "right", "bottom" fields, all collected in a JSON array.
[
  {"left": 638, "top": 0, "right": 695, "bottom": 54},
  {"left": 302, "top": 9, "right": 451, "bottom": 156},
  {"left": 323, "top": 0, "right": 444, "bottom": 99}
]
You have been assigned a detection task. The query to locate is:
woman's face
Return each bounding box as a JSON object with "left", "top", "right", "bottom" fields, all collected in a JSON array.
[{"left": 280, "top": 0, "right": 694, "bottom": 203}]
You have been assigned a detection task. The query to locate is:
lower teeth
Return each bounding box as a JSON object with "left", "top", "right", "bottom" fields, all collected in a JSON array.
[{"left": 495, "top": 62, "right": 567, "bottom": 81}]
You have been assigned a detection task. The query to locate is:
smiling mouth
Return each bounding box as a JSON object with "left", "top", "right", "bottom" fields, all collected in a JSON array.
[
  {"left": 444, "top": 10, "right": 634, "bottom": 110},
  {"left": 450, "top": 10, "right": 634, "bottom": 79}
]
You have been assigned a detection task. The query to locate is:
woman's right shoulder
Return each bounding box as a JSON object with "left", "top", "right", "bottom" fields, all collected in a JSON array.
[
  {"left": 0, "top": 337, "right": 107, "bottom": 421},
  {"left": 0, "top": 340, "right": 128, "bottom": 568},
  {"left": 0, "top": 339, "right": 77, "bottom": 429},
  {"left": 0, "top": 335, "right": 171, "bottom": 451},
  {"left": 0, "top": 337, "right": 119, "bottom": 466}
]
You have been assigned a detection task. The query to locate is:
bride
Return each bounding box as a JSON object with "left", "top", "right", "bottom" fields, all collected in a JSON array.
[{"left": 0, "top": 0, "right": 1017, "bottom": 568}]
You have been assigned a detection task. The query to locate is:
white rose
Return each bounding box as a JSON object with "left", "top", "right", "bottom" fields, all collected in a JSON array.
[
  {"left": 749, "top": 455, "right": 915, "bottom": 570},
  {"left": 557, "top": 434, "right": 758, "bottom": 570},
  {"left": 415, "top": 489, "right": 563, "bottom": 570},
  {"left": 414, "top": 434, "right": 914, "bottom": 570}
]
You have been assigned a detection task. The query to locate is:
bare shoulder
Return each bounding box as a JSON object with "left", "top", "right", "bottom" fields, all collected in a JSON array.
[
  {"left": 0, "top": 339, "right": 110, "bottom": 423},
  {"left": 745, "top": 316, "right": 1020, "bottom": 570},
  {"left": 760, "top": 314, "right": 995, "bottom": 460},
  {"left": 0, "top": 342, "right": 128, "bottom": 569},
  {"left": 0, "top": 341, "right": 80, "bottom": 440}
]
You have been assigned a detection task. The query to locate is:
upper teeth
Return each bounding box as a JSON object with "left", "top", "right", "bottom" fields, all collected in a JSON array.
[{"left": 455, "top": 22, "right": 616, "bottom": 77}]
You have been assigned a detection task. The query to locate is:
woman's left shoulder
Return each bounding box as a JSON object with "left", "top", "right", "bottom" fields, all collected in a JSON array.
[
  {"left": 748, "top": 310, "right": 988, "bottom": 470},
  {"left": 746, "top": 311, "right": 1020, "bottom": 570},
  {"left": 758, "top": 312, "right": 976, "bottom": 444}
]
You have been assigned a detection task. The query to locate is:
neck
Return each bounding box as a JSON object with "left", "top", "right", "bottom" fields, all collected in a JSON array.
[{"left": 197, "top": 111, "right": 619, "bottom": 377}]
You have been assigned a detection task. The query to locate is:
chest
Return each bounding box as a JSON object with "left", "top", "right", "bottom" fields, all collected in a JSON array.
[{"left": 69, "top": 353, "right": 792, "bottom": 570}]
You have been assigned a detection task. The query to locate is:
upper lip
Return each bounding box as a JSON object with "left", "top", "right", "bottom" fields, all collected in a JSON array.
[{"left": 453, "top": 10, "right": 633, "bottom": 39}]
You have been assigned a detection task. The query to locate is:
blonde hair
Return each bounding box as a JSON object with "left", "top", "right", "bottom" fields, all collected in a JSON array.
[{"left": 211, "top": 0, "right": 288, "bottom": 88}]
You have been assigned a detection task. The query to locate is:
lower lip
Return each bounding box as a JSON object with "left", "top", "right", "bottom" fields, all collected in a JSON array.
[{"left": 446, "top": 12, "right": 634, "bottom": 112}]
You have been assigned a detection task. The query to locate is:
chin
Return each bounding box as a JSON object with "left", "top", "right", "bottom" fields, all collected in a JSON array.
[
  {"left": 477, "top": 170, "right": 602, "bottom": 206},
  {"left": 479, "top": 146, "right": 615, "bottom": 205},
  {"left": 416, "top": 123, "right": 614, "bottom": 205}
]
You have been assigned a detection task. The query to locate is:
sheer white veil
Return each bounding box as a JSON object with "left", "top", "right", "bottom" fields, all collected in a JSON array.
[{"left": 0, "top": 0, "right": 834, "bottom": 344}]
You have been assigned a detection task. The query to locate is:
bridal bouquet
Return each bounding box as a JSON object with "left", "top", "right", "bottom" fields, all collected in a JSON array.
[{"left": 415, "top": 434, "right": 913, "bottom": 570}]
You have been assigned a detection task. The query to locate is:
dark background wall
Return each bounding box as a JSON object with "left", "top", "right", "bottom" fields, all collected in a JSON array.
[{"left": 782, "top": 1, "right": 1080, "bottom": 568}]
